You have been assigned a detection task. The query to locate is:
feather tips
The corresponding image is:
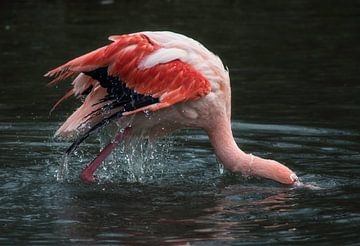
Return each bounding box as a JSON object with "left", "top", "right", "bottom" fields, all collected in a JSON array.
[{"left": 46, "top": 32, "right": 212, "bottom": 139}]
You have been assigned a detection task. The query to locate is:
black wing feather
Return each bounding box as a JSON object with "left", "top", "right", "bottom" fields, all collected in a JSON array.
[{"left": 66, "top": 67, "right": 159, "bottom": 155}]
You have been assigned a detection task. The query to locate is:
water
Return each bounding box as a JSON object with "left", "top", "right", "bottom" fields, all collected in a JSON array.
[{"left": 1, "top": 0, "right": 359, "bottom": 244}]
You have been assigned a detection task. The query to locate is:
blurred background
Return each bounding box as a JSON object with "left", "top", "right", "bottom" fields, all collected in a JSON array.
[
  {"left": 1, "top": 0, "right": 359, "bottom": 128},
  {"left": 0, "top": 0, "right": 359, "bottom": 244}
]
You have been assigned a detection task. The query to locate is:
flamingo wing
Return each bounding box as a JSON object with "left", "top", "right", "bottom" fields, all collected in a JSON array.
[{"left": 46, "top": 32, "right": 211, "bottom": 153}]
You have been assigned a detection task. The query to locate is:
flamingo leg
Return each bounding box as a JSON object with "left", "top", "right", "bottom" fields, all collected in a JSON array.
[{"left": 80, "top": 127, "right": 131, "bottom": 183}]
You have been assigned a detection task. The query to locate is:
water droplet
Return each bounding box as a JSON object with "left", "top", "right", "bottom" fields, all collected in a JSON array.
[{"left": 57, "top": 154, "right": 69, "bottom": 182}]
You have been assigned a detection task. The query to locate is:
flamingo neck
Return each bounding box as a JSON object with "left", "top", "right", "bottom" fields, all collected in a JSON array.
[
  {"left": 206, "top": 119, "right": 297, "bottom": 185},
  {"left": 206, "top": 119, "right": 250, "bottom": 174}
]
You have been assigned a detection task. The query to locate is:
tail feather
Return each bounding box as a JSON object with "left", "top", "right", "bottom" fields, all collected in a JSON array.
[
  {"left": 46, "top": 69, "right": 77, "bottom": 86},
  {"left": 72, "top": 73, "right": 97, "bottom": 96},
  {"left": 45, "top": 45, "right": 110, "bottom": 86},
  {"left": 65, "top": 110, "right": 124, "bottom": 155},
  {"left": 50, "top": 89, "right": 75, "bottom": 114},
  {"left": 48, "top": 73, "right": 98, "bottom": 114},
  {"left": 54, "top": 85, "right": 109, "bottom": 139}
]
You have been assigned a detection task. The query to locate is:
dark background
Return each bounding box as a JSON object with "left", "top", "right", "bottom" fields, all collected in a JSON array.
[
  {"left": 0, "top": 0, "right": 359, "bottom": 244},
  {"left": 1, "top": 0, "right": 359, "bottom": 129}
]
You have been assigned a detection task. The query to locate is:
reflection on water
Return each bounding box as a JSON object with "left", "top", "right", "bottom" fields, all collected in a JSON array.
[{"left": 0, "top": 0, "right": 360, "bottom": 244}]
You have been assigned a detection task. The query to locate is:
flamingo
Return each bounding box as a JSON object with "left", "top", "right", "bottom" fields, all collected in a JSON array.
[{"left": 45, "top": 31, "right": 298, "bottom": 185}]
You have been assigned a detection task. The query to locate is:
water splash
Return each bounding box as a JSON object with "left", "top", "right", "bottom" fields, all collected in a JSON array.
[
  {"left": 292, "top": 180, "right": 322, "bottom": 190},
  {"left": 91, "top": 127, "right": 174, "bottom": 183},
  {"left": 56, "top": 154, "right": 69, "bottom": 182},
  {"left": 216, "top": 158, "right": 224, "bottom": 175}
]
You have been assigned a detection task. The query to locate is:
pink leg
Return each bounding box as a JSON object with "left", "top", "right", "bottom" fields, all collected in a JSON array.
[{"left": 80, "top": 128, "right": 130, "bottom": 184}]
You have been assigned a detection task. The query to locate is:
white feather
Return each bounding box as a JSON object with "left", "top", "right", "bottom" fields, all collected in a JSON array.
[
  {"left": 138, "top": 47, "right": 187, "bottom": 69},
  {"left": 139, "top": 31, "right": 229, "bottom": 90}
]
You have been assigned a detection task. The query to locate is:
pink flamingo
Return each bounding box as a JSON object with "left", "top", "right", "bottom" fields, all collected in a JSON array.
[{"left": 45, "top": 31, "right": 298, "bottom": 185}]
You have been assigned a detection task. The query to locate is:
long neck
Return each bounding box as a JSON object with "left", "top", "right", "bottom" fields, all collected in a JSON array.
[{"left": 205, "top": 118, "right": 297, "bottom": 185}]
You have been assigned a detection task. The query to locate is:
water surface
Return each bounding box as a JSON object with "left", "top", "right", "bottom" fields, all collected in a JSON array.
[{"left": 0, "top": 0, "right": 359, "bottom": 244}]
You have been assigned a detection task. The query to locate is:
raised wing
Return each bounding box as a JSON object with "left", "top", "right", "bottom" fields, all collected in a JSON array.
[{"left": 45, "top": 32, "right": 211, "bottom": 152}]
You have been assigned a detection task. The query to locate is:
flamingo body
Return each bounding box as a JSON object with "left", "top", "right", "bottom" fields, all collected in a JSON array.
[{"left": 46, "top": 31, "right": 298, "bottom": 185}]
